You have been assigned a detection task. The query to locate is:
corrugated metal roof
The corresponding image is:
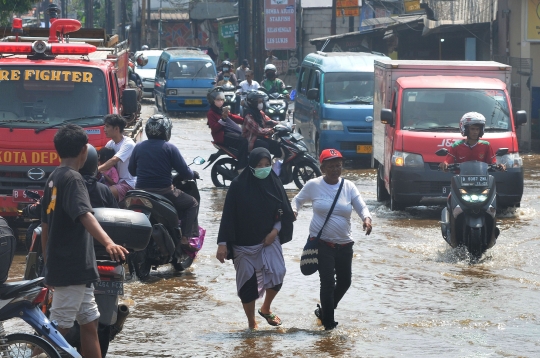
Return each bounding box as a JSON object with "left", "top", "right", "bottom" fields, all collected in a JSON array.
[
  {"left": 361, "top": 14, "right": 424, "bottom": 27},
  {"left": 150, "top": 12, "right": 189, "bottom": 21},
  {"left": 423, "top": 0, "right": 497, "bottom": 33}
]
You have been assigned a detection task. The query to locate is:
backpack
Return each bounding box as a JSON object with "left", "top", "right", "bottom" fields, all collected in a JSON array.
[{"left": 0, "top": 217, "right": 16, "bottom": 284}]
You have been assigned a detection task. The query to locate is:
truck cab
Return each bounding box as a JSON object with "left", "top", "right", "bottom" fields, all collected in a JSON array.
[
  {"left": 373, "top": 60, "right": 526, "bottom": 210},
  {"left": 0, "top": 18, "right": 141, "bottom": 218}
]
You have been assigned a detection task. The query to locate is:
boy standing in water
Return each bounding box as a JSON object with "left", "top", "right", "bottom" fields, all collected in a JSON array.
[{"left": 41, "top": 124, "right": 128, "bottom": 358}]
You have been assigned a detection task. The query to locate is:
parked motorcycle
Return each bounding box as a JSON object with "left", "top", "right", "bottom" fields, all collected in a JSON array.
[
  {"left": 22, "top": 192, "right": 152, "bottom": 357},
  {"left": 205, "top": 121, "right": 321, "bottom": 189},
  {"left": 1, "top": 216, "right": 81, "bottom": 358},
  {"left": 124, "top": 157, "right": 206, "bottom": 280},
  {"left": 260, "top": 86, "right": 292, "bottom": 121},
  {"left": 436, "top": 148, "right": 507, "bottom": 259}
]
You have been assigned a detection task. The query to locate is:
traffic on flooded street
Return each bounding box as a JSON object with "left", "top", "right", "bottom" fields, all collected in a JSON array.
[{"left": 6, "top": 102, "right": 540, "bottom": 357}]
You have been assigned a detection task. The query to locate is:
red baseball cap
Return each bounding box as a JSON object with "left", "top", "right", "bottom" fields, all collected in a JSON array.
[{"left": 319, "top": 149, "right": 343, "bottom": 164}]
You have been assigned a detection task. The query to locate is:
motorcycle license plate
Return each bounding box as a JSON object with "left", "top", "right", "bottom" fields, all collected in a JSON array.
[
  {"left": 12, "top": 189, "right": 43, "bottom": 203},
  {"left": 185, "top": 99, "right": 202, "bottom": 105},
  {"left": 460, "top": 175, "right": 488, "bottom": 186},
  {"left": 356, "top": 145, "right": 372, "bottom": 154},
  {"left": 94, "top": 280, "right": 124, "bottom": 296},
  {"left": 442, "top": 186, "right": 451, "bottom": 195},
  {"left": 269, "top": 100, "right": 282, "bottom": 104}
]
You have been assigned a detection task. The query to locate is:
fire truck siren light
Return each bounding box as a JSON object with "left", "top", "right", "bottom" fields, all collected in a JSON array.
[
  {"left": 11, "top": 18, "right": 23, "bottom": 34},
  {"left": 0, "top": 43, "right": 32, "bottom": 54}
]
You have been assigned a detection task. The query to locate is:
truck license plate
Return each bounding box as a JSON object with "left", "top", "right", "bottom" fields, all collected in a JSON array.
[
  {"left": 94, "top": 280, "right": 124, "bottom": 296},
  {"left": 356, "top": 145, "right": 372, "bottom": 154},
  {"left": 12, "top": 189, "right": 43, "bottom": 203},
  {"left": 185, "top": 99, "right": 202, "bottom": 105}
]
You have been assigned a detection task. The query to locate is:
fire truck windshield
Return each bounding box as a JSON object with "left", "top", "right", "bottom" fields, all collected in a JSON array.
[{"left": 0, "top": 66, "right": 107, "bottom": 128}]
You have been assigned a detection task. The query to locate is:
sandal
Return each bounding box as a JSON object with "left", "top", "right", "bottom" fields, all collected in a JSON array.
[{"left": 258, "top": 309, "right": 282, "bottom": 326}]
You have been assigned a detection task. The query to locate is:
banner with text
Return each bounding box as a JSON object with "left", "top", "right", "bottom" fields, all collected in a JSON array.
[{"left": 264, "top": 0, "right": 296, "bottom": 50}]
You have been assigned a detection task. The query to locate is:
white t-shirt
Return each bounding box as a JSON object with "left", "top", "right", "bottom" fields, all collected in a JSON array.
[
  {"left": 291, "top": 177, "right": 371, "bottom": 244},
  {"left": 237, "top": 80, "right": 260, "bottom": 96},
  {"left": 106, "top": 136, "right": 136, "bottom": 188}
]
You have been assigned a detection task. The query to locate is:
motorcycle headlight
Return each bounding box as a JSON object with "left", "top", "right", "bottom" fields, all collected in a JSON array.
[
  {"left": 497, "top": 152, "right": 522, "bottom": 168},
  {"left": 268, "top": 108, "right": 274, "bottom": 113},
  {"left": 321, "top": 120, "right": 343, "bottom": 131},
  {"left": 391, "top": 151, "right": 424, "bottom": 167},
  {"left": 280, "top": 109, "right": 285, "bottom": 113},
  {"left": 458, "top": 188, "right": 489, "bottom": 203}
]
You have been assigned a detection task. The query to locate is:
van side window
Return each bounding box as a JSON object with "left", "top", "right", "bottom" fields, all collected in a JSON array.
[
  {"left": 157, "top": 59, "right": 166, "bottom": 77},
  {"left": 109, "top": 72, "right": 117, "bottom": 107},
  {"left": 299, "top": 67, "right": 311, "bottom": 95},
  {"left": 309, "top": 70, "right": 320, "bottom": 90}
]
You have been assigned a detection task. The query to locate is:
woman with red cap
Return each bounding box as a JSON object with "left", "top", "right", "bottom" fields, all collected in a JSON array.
[{"left": 291, "top": 149, "right": 373, "bottom": 330}]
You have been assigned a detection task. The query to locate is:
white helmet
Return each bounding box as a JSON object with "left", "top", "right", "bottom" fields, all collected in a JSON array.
[
  {"left": 264, "top": 64, "right": 277, "bottom": 72},
  {"left": 459, "top": 112, "right": 486, "bottom": 137}
]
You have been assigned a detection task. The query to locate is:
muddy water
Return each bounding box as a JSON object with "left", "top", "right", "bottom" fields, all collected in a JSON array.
[{"left": 6, "top": 106, "right": 540, "bottom": 357}]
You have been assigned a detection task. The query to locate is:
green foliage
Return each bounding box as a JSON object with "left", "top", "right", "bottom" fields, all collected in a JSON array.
[{"left": 0, "top": 0, "right": 36, "bottom": 25}]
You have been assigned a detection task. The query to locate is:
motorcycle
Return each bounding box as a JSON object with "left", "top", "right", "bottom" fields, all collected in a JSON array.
[
  {"left": 1, "top": 216, "right": 81, "bottom": 358},
  {"left": 436, "top": 148, "right": 507, "bottom": 259},
  {"left": 22, "top": 191, "right": 152, "bottom": 357},
  {"left": 205, "top": 121, "right": 321, "bottom": 189},
  {"left": 260, "top": 86, "right": 292, "bottom": 121},
  {"left": 124, "top": 157, "right": 206, "bottom": 280}
]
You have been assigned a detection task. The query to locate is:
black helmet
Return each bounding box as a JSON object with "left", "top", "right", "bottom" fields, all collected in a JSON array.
[
  {"left": 207, "top": 87, "right": 225, "bottom": 106},
  {"left": 145, "top": 114, "right": 172, "bottom": 141},
  {"left": 221, "top": 60, "right": 232, "bottom": 70},
  {"left": 80, "top": 144, "right": 98, "bottom": 177},
  {"left": 246, "top": 90, "right": 268, "bottom": 110}
]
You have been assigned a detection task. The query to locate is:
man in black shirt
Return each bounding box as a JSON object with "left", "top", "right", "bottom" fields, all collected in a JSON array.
[{"left": 41, "top": 124, "right": 128, "bottom": 358}]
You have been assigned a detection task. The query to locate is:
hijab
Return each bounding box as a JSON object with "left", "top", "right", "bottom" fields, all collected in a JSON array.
[
  {"left": 217, "top": 148, "right": 295, "bottom": 253},
  {"left": 244, "top": 107, "right": 265, "bottom": 127},
  {"left": 210, "top": 103, "right": 222, "bottom": 116}
]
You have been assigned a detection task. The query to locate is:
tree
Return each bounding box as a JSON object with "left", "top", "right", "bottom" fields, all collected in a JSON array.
[{"left": 0, "top": 0, "right": 36, "bottom": 25}]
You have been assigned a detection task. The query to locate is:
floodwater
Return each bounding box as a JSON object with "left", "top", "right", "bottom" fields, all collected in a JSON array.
[{"left": 6, "top": 103, "right": 540, "bottom": 357}]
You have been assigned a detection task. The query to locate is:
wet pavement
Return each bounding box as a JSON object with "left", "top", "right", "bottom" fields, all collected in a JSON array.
[{"left": 6, "top": 102, "right": 540, "bottom": 357}]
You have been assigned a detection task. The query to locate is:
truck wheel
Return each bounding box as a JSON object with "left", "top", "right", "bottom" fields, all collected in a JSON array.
[
  {"left": 389, "top": 194, "right": 403, "bottom": 211},
  {"left": 376, "top": 165, "right": 389, "bottom": 202}
]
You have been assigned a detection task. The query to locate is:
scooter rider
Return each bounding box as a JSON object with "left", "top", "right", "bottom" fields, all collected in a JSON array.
[
  {"left": 439, "top": 112, "right": 505, "bottom": 171},
  {"left": 215, "top": 60, "right": 238, "bottom": 86},
  {"left": 242, "top": 90, "right": 281, "bottom": 158},
  {"left": 79, "top": 144, "right": 118, "bottom": 209},
  {"left": 216, "top": 70, "right": 233, "bottom": 87},
  {"left": 261, "top": 64, "right": 288, "bottom": 95},
  {"left": 207, "top": 88, "right": 248, "bottom": 170},
  {"left": 128, "top": 114, "right": 200, "bottom": 254}
]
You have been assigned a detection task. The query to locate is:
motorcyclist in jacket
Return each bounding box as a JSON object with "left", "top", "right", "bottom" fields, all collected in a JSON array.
[
  {"left": 128, "top": 114, "right": 200, "bottom": 254},
  {"left": 261, "top": 64, "right": 288, "bottom": 95},
  {"left": 215, "top": 60, "right": 238, "bottom": 86},
  {"left": 439, "top": 112, "right": 505, "bottom": 171},
  {"left": 242, "top": 90, "right": 281, "bottom": 158}
]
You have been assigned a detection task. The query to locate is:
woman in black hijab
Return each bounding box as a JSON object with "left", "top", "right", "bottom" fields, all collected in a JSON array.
[{"left": 216, "top": 147, "right": 295, "bottom": 329}]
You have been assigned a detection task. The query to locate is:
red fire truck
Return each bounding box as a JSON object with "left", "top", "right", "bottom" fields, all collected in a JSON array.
[{"left": 0, "top": 17, "right": 142, "bottom": 219}]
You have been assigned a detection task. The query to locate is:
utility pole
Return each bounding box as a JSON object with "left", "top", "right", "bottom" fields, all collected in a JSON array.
[
  {"left": 141, "top": 0, "right": 146, "bottom": 46},
  {"left": 331, "top": 0, "right": 337, "bottom": 35},
  {"left": 85, "top": 0, "right": 94, "bottom": 28},
  {"left": 158, "top": 0, "right": 162, "bottom": 49},
  {"left": 105, "top": 0, "right": 113, "bottom": 34}
]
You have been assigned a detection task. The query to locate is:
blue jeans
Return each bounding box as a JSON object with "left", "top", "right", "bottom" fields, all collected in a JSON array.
[{"left": 317, "top": 240, "right": 353, "bottom": 329}]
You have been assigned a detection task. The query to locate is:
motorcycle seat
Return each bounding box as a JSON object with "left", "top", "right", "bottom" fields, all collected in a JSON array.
[
  {"left": 0, "top": 277, "right": 44, "bottom": 299},
  {"left": 126, "top": 190, "right": 174, "bottom": 207},
  {"left": 211, "top": 141, "right": 239, "bottom": 159}
]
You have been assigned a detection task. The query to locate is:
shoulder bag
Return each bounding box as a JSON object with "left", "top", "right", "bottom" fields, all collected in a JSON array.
[{"left": 300, "top": 178, "right": 344, "bottom": 276}]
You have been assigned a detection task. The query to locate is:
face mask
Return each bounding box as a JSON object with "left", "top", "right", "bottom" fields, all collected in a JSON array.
[
  {"left": 251, "top": 166, "right": 272, "bottom": 179},
  {"left": 257, "top": 103, "right": 264, "bottom": 110},
  {"left": 215, "top": 99, "right": 224, "bottom": 108},
  {"left": 223, "top": 67, "right": 229, "bottom": 71},
  {"left": 223, "top": 76, "right": 230, "bottom": 81},
  {"left": 266, "top": 72, "right": 275, "bottom": 80}
]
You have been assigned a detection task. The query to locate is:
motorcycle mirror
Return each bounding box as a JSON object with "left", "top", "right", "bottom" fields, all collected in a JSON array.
[
  {"left": 192, "top": 156, "right": 206, "bottom": 165},
  {"left": 495, "top": 148, "right": 509, "bottom": 157},
  {"left": 435, "top": 148, "right": 449, "bottom": 156}
]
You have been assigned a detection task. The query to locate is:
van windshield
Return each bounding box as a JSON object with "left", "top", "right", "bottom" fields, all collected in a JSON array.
[
  {"left": 401, "top": 89, "right": 511, "bottom": 132},
  {"left": 167, "top": 61, "right": 215, "bottom": 79},
  {"left": 0, "top": 66, "right": 107, "bottom": 128},
  {"left": 324, "top": 72, "right": 374, "bottom": 104}
]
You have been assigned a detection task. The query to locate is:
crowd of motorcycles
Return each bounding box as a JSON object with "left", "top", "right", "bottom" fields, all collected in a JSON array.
[{"left": 0, "top": 63, "right": 511, "bottom": 357}]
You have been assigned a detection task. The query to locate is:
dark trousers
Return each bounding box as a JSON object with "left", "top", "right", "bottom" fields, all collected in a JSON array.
[
  {"left": 253, "top": 137, "right": 282, "bottom": 158},
  {"left": 223, "top": 132, "right": 248, "bottom": 169},
  {"left": 317, "top": 240, "right": 353, "bottom": 329},
  {"left": 145, "top": 187, "right": 199, "bottom": 238}
]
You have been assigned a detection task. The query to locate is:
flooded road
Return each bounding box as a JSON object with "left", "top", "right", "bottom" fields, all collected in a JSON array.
[{"left": 6, "top": 103, "right": 540, "bottom": 357}]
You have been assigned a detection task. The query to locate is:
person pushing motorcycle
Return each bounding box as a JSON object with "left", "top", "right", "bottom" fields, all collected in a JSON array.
[{"left": 439, "top": 112, "right": 505, "bottom": 171}]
